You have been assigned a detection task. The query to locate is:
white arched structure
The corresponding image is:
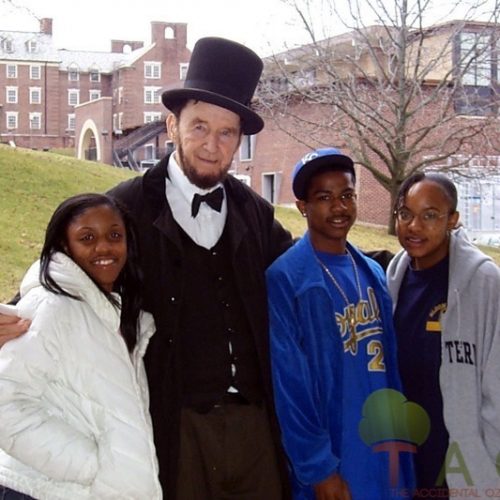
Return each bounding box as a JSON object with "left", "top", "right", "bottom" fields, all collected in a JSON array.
[{"left": 77, "top": 119, "right": 101, "bottom": 162}]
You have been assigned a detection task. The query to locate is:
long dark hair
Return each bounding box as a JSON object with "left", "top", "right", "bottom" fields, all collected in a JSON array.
[{"left": 39, "top": 193, "right": 143, "bottom": 351}]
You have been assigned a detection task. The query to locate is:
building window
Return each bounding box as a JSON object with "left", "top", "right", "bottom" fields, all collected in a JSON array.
[
  {"left": 89, "top": 70, "right": 100, "bottom": 82},
  {"left": 67, "top": 114, "right": 76, "bottom": 131},
  {"left": 6, "top": 64, "right": 17, "bottom": 79},
  {"left": 144, "top": 112, "right": 162, "bottom": 123},
  {"left": 240, "top": 135, "right": 255, "bottom": 161},
  {"left": 2, "top": 38, "right": 13, "bottom": 53},
  {"left": 30, "top": 87, "right": 41, "bottom": 104},
  {"left": 6, "top": 86, "right": 18, "bottom": 104},
  {"left": 68, "top": 67, "right": 79, "bottom": 81},
  {"left": 118, "top": 112, "right": 123, "bottom": 130},
  {"left": 68, "top": 90, "right": 80, "bottom": 106},
  {"left": 89, "top": 90, "right": 101, "bottom": 101},
  {"left": 144, "top": 86, "right": 161, "bottom": 104},
  {"left": 29, "top": 112, "right": 42, "bottom": 130},
  {"left": 460, "top": 32, "right": 491, "bottom": 87},
  {"left": 30, "top": 64, "right": 41, "bottom": 80},
  {"left": 6, "top": 112, "right": 18, "bottom": 129},
  {"left": 455, "top": 31, "right": 497, "bottom": 116},
  {"left": 179, "top": 63, "right": 189, "bottom": 80},
  {"left": 118, "top": 87, "right": 124, "bottom": 104},
  {"left": 145, "top": 62, "right": 161, "bottom": 79},
  {"left": 26, "top": 40, "right": 37, "bottom": 53}
]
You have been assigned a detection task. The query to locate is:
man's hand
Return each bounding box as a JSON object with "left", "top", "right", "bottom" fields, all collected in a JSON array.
[
  {"left": 314, "top": 473, "right": 352, "bottom": 500},
  {"left": 0, "top": 313, "right": 30, "bottom": 347}
]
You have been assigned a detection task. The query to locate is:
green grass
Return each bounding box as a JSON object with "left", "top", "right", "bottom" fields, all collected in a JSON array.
[
  {"left": 0, "top": 145, "right": 137, "bottom": 301},
  {"left": 1, "top": 145, "right": 499, "bottom": 301}
]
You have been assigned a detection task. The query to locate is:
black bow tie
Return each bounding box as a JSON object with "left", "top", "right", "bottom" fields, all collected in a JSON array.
[{"left": 191, "top": 187, "right": 224, "bottom": 217}]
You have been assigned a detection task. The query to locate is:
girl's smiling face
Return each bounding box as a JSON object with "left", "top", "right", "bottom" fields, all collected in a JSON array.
[{"left": 64, "top": 204, "right": 127, "bottom": 292}]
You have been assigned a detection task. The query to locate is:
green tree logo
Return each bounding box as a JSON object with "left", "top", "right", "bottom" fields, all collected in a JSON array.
[{"left": 359, "top": 388, "right": 430, "bottom": 486}]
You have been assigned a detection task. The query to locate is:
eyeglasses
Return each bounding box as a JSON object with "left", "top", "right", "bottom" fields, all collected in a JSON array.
[{"left": 394, "top": 208, "right": 451, "bottom": 226}]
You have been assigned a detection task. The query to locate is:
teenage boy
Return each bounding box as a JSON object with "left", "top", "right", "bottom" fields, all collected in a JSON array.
[{"left": 266, "top": 148, "right": 413, "bottom": 499}]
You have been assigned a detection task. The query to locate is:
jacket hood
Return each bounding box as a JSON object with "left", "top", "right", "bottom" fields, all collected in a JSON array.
[
  {"left": 448, "top": 227, "right": 492, "bottom": 290},
  {"left": 18, "top": 252, "right": 121, "bottom": 332}
]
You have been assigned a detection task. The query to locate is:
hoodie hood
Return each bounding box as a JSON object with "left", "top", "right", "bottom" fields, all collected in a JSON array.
[
  {"left": 387, "top": 227, "right": 491, "bottom": 308},
  {"left": 447, "top": 227, "right": 491, "bottom": 292},
  {"left": 17, "top": 252, "right": 121, "bottom": 332}
]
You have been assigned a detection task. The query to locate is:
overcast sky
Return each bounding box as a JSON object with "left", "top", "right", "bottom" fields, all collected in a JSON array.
[
  {"left": 0, "top": 0, "right": 308, "bottom": 55},
  {"left": 1, "top": 0, "right": 498, "bottom": 56}
]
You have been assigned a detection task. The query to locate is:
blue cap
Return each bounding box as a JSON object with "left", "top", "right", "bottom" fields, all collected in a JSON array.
[{"left": 292, "top": 147, "right": 355, "bottom": 200}]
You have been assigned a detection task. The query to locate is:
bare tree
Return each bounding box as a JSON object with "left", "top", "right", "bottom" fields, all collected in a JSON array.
[{"left": 259, "top": 0, "right": 500, "bottom": 233}]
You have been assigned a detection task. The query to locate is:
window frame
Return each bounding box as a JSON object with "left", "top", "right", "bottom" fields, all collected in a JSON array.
[
  {"left": 68, "top": 89, "right": 80, "bottom": 106},
  {"left": 67, "top": 113, "right": 76, "bottom": 131},
  {"left": 144, "top": 86, "right": 161, "bottom": 104},
  {"left": 6, "top": 64, "right": 17, "bottom": 79},
  {"left": 29, "top": 87, "right": 42, "bottom": 104},
  {"left": 89, "top": 90, "right": 101, "bottom": 101},
  {"left": 30, "top": 64, "right": 42, "bottom": 80},
  {"left": 144, "top": 62, "right": 162, "bottom": 79},
  {"left": 6, "top": 86, "right": 18, "bottom": 104},
  {"left": 6, "top": 112, "right": 18, "bottom": 129},
  {"left": 29, "top": 112, "right": 42, "bottom": 130}
]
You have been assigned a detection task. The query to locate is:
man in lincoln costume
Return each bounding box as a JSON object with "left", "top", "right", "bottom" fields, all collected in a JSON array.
[
  {"left": 109, "top": 37, "right": 293, "bottom": 498},
  {"left": 0, "top": 36, "right": 293, "bottom": 499}
]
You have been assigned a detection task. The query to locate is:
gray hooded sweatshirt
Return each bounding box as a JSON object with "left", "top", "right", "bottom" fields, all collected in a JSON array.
[{"left": 387, "top": 227, "right": 500, "bottom": 496}]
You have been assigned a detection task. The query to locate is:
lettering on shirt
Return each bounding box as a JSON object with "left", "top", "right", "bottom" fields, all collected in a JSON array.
[
  {"left": 335, "top": 287, "right": 385, "bottom": 372},
  {"left": 444, "top": 340, "right": 477, "bottom": 366}
]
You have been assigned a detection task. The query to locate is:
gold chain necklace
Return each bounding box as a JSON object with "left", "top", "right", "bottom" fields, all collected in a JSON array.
[{"left": 315, "top": 249, "right": 362, "bottom": 352}]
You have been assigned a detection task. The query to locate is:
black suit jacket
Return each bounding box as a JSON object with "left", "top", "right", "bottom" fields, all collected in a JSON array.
[{"left": 109, "top": 155, "right": 293, "bottom": 498}]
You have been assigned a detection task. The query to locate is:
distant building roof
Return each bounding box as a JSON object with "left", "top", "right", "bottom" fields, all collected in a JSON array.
[
  {"left": 0, "top": 30, "right": 59, "bottom": 62},
  {"left": 57, "top": 48, "right": 131, "bottom": 73},
  {"left": 1, "top": 28, "right": 154, "bottom": 73}
]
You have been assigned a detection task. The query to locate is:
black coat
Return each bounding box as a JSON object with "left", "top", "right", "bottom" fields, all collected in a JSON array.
[{"left": 110, "top": 155, "right": 293, "bottom": 498}]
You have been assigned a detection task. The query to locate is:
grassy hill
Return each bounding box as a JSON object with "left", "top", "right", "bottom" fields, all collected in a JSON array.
[
  {"left": 1, "top": 145, "right": 499, "bottom": 301},
  {"left": 0, "top": 145, "right": 137, "bottom": 301}
]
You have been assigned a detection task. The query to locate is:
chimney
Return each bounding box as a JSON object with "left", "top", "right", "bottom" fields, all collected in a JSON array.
[{"left": 40, "top": 18, "right": 53, "bottom": 35}]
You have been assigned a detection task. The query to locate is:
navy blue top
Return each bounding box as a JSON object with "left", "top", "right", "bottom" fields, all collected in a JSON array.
[{"left": 394, "top": 256, "right": 450, "bottom": 497}]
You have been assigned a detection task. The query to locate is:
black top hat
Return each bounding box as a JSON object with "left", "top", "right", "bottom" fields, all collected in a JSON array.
[{"left": 161, "top": 37, "right": 264, "bottom": 135}]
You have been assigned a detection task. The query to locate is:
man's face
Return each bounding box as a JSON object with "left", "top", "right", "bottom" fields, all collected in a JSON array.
[
  {"left": 167, "top": 100, "right": 242, "bottom": 189},
  {"left": 296, "top": 169, "right": 357, "bottom": 254}
]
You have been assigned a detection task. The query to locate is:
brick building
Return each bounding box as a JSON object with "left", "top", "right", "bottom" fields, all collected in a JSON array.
[
  {"left": 0, "top": 18, "right": 190, "bottom": 159},
  {"left": 3, "top": 17, "right": 500, "bottom": 231},
  {"left": 244, "top": 21, "right": 500, "bottom": 229}
]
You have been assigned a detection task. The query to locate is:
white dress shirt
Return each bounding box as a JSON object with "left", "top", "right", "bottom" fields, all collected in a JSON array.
[{"left": 165, "top": 153, "right": 227, "bottom": 249}]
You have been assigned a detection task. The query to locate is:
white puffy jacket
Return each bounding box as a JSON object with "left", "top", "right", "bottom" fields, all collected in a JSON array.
[{"left": 0, "top": 252, "right": 162, "bottom": 499}]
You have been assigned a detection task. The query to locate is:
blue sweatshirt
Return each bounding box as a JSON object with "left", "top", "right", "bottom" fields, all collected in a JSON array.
[{"left": 267, "top": 234, "right": 414, "bottom": 499}]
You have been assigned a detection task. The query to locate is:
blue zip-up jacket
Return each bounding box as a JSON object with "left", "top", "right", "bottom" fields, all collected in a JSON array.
[{"left": 266, "top": 233, "right": 414, "bottom": 499}]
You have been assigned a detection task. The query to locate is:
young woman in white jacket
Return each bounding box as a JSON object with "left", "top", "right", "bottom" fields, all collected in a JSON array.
[
  {"left": 387, "top": 172, "right": 500, "bottom": 498},
  {"left": 0, "top": 193, "right": 162, "bottom": 500}
]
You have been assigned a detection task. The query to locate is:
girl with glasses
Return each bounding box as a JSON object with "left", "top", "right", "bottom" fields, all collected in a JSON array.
[{"left": 387, "top": 172, "right": 500, "bottom": 498}]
